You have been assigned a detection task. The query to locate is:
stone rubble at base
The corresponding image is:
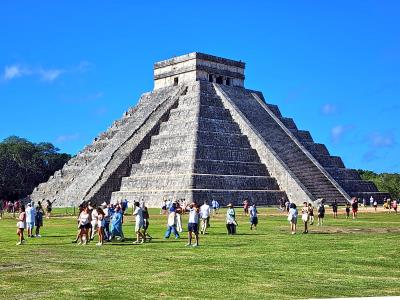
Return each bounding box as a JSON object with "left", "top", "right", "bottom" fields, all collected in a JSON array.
[{"left": 30, "top": 52, "right": 390, "bottom": 207}]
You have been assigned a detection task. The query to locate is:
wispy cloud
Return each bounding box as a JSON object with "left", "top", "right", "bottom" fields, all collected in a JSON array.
[
  {"left": 367, "top": 131, "right": 396, "bottom": 148},
  {"left": 321, "top": 103, "right": 337, "bottom": 115},
  {"left": 2, "top": 61, "right": 91, "bottom": 82},
  {"left": 331, "top": 124, "right": 354, "bottom": 143},
  {"left": 56, "top": 133, "right": 80, "bottom": 143}
]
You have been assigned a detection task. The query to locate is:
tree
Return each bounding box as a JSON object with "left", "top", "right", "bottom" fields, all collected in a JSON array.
[
  {"left": 358, "top": 169, "right": 400, "bottom": 199},
  {"left": 0, "top": 136, "right": 71, "bottom": 201}
]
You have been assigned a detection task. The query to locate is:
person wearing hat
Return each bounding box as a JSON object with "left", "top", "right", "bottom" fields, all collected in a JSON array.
[{"left": 226, "top": 203, "right": 237, "bottom": 235}]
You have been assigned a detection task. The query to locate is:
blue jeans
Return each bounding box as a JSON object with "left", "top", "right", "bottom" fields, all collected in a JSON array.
[
  {"left": 164, "top": 225, "right": 179, "bottom": 238},
  {"left": 104, "top": 221, "right": 110, "bottom": 240}
]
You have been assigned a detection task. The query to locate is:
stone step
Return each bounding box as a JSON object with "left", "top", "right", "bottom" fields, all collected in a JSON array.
[
  {"left": 170, "top": 105, "right": 231, "bottom": 120},
  {"left": 194, "top": 159, "right": 268, "bottom": 176},
  {"left": 324, "top": 168, "right": 361, "bottom": 181},
  {"left": 336, "top": 180, "right": 379, "bottom": 193},
  {"left": 111, "top": 189, "right": 287, "bottom": 207},
  {"left": 312, "top": 155, "right": 345, "bottom": 168},
  {"left": 291, "top": 130, "right": 314, "bottom": 143}
]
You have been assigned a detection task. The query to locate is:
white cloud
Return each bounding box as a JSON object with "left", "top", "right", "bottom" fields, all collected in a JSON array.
[
  {"left": 56, "top": 133, "right": 80, "bottom": 143},
  {"left": 4, "top": 65, "right": 22, "bottom": 80},
  {"left": 368, "top": 132, "right": 395, "bottom": 148},
  {"left": 321, "top": 103, "right": 337, "bottom": 115},
  {"left": 39, "top": 68, "right": 64, "bottom": 82},
  {"left": 331, "top": 124, "right": 354, "bottom": 143}
]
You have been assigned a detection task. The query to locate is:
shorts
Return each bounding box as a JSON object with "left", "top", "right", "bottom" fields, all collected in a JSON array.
[
  {"left": 290, "top": 217, "right": 297, "bottom": 225},
  {"left": 79, "top": 223, "right": 91, "bottom": 230},
  {"left": 250, "top": 217, "right": 258, "bottom": 225},
  {"left": 27, "top": 222, "right": 34, "bottom": 229},
  {"left": 188, "top": 223, "right": 198, "bottom": 233},
  {"left": 318, "top": 214, "right": 325, "bottom": 218},
  {"left": 98, "top": 220, "right": 105, "bottom": 228},
  {"left": 135, "top": 222, "right": 144, "bottom": 232},
  {"left": 17, "top": 221, "right": 25, "bottom": 229},
  {"left": 35, "top": 220, "right": 43, "bottom": 227},
  {"left": 352, "top": 209, "right": 358, "bottom": 213}
]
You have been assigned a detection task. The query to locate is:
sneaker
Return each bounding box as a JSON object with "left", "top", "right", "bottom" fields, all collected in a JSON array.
[
  {"left": 16, "top": 242, "right": 22, "bottom": 245},
  {"left": 291, "top": 232, "right": 296, "bottom": 235},
  {"left": 185, "top": 243, "right": 192, "bottom": 247},
  {"left": 96, "top": 242, "right": 102, "bottom": 246},
  {"left": 132, "top": 241, "right": 140, "bottom": 244},
  {"left": 140, "top": 240, "right": 145, "bottom": 244}
]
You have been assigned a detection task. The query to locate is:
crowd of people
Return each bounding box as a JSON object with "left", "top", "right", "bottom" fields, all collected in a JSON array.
[{"left": 2, "top": 195, "right": 398, "bottom": 246}]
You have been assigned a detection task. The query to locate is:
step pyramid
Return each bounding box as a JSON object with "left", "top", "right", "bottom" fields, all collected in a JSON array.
[{"left": 30, "top": 52, "right": 389, "bottom": 207}]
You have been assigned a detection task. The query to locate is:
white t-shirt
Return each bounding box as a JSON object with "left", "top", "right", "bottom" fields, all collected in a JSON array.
[
  {"left": 188, "top": 208, "right": 199, "bottom": 224},
  {"left": 200, "top": 204, "right": 210, "bottom": 219},
  {"left": 133, "top": 206, "right": 143, "bottom": 224},
  {"left": 26, "top": 206, "right": 35, "bottom": 223},
  {"left": 91, "top": 210, "right": 98, "bottom": 223}
]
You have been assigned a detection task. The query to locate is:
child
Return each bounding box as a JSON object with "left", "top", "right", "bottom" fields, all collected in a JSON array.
[
  {"left": 35, "top": 205, "right": 44, "bottom": 237},
  {"left": 249, "top": 204, "right": 258, "bottom": 230},
  {"left": 301, "top": 202, "right": 309, "bottom": 234},
  {"left": 288, "top": 203, "right": 298, "bottom": 235},
  {"left": 317, "top": 203, "right": 325, "bottom": 226},
  {"left": 16, "top": 205, "right": 26, "bottom": 245}
]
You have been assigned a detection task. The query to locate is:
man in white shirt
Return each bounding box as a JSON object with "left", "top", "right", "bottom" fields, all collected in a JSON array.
[
  {"left": 200, "top": 201, "right": 211, "bottom": 235},
  {"left": 186, "top": 203, "right": 199, "bottom": 247},
  {"left": 26, "top": 202, "right": 36, "bottom": 238},
  {"left": 133, "top": 201, "right": 145, "bottom": 244}
]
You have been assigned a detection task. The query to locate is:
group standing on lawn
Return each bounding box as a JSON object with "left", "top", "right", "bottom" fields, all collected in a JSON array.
[{"left": 6, "top": 195, "right": 398, "bottom": 245}]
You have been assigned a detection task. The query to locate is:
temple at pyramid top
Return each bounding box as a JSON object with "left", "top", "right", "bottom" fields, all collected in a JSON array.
[{"left": 153, "top": 52, "right": 245, "bottom": 89}]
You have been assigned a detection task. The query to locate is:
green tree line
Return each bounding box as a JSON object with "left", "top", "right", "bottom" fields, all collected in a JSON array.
[
  {"left": 0, "top": 136, "right": 71, "bottom": 201},
  {"left": 358, "top": 169, "right": 400, "bottom": 199}
]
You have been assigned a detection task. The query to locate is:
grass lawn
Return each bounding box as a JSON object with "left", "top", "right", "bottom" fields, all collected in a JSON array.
[{"left": 0, "top": 207, "right": 399, "bottom": 299}]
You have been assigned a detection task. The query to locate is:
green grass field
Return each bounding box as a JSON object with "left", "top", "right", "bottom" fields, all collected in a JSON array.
[{"left": 0, "top": 207, "right": 399, "bottom": 299}]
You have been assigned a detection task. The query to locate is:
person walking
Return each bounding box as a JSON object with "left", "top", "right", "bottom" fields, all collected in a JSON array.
[
  {"left": 211, "top": 199, "right": 219, "bottom": 215},
  {"left": 46, "top": 199, "right": 55, "bottom": 219},
  {"left": 288, "top": 203, "right": 298, "bottom": 235},
  {"left": 142, "top": 206, "right": 152, "bottom": 241},
  {"left": 243, "top": 199, "right": 250, "bottom": 216},
  {"left": 200, "top": 201, "right": 211, "bottom": 235},
  {"left": 164, "top": 203, "right": 180, "bottom": 239},
  {"left": 132, "top": 201, "right": 145, "bottom": 244},
  {"left": 345, "top": 202, "right": 351, "bottom": 218},
  {"left": 175, "top": 201, "right": 183, "bottom": 233},
  {"left": 352, "top": 198, "right": 359, "bottom": 220},
  {"left": 89, "top": 203, "right": 98, "bottom": 241},
  {"left": 308, "top": 203, "right": 314, "bottom": 225},
  {"left": 373, "top": 199, "right": 378, "bottom": 213},
  {"left": 226, "top": 203, "right": 237, "bottom": 235},
  {"left": 186, "top": 203, "right": 199, "bottom": 247},
  {"left": 16, "top": 205, "right": 26, "bottom": 245},
  {"left": 392, "top": 199, "right": 398, "bottom": 214},
  {"left": 249, "top": 204, "right": 258, "bottom": 230},
  {"left": 96, "top": 207, "right": 105, "bottom": 246},
  {"left": 301, "top": 202, "right": 309, "bottom": 234}
]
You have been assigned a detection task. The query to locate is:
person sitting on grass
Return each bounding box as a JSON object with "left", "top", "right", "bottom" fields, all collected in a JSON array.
[
  {"left": 226, "top": 203, "right": 237, "bottom": 235},
  {"left": 301, "top": 202, "right": 309, "bottom": 234},
  {"left": 96, "top": 207, "right": 105, "bottom": 246},
  {"left": 16, "top": 205, "right": 26, "bottom": 245},
  {"left": 110, "top": 205, "right": 125, "bottom": 242},
  {"left": 186, "top": 203, "right": 199, "bottom": 247},
  {"left": 249, "top": 204, "right": 258, "bottom": 230},
  {"left": 164, "top": 203, "right": 180, "bottom": 239},
  {"left": 35, "top": 204, "right": 44, "bottom": 237},
  {"left": 317, "top": 203, "right": 325, "bottom": 226},
  {"left": 288, "top": 203, "right": 298, "bottom": 235},
  {"left": 132, "top": 201, "right": 145, "bottom": 244}
]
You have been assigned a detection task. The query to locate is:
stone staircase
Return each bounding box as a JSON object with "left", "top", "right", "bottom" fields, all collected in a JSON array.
[{"left": 112, "top": 81, "right": 287, "bottom": 206}]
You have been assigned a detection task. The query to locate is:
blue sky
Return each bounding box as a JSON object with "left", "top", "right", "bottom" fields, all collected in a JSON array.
[{"left": 1, "top": 1, "right": 399, "bottom": 173}]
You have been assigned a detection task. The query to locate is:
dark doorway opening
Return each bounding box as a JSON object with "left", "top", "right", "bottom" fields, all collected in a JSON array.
[
  {"left": 208, "top": 74, "right": 213, "bottom": 82},
  {"left": 173, "top": 77, "right": 179, "bottom": 86},
  {"left": 216, "top": 76, "right": 223, "bottom": 84},
  {"left": 226, "top": 78, "right": 231, "bottom": 86}
]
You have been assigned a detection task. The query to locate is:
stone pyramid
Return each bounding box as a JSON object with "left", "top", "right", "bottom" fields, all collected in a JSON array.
[{"left": 31, "top": 52, "right": 389, "bottom": 207}]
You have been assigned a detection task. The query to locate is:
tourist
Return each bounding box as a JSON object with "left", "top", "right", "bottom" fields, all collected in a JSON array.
[
  {"left": 211, "top": 199, "right": 219, "bottom": 215},
  {"left": 288, "top": 203, "right": 298, "bottom": 235},
  {"left": 226, "top": 203, "right": 237, "bottom": 235},
  {"left": 301, "top": 202, "right": 309, "bottom": 234},
  {"left": 46, "top": 199, "right": 55, "bottom": 219},
  {"left": 362, "top": 198, "right": 367, "bottom": 209},
  {"left": 370, "top": 196, "right": 374, "bottom": 208},
  {"left": 132, "top": 201, "right": 145, "bottom": 244},
  {"left": 181, "top": 199, "right": 187, "bottom": 215},
  {"left": 383, "top": 199, "right": 388, "bottom": 210},
  {"left": 96, "top": 207, "right": 105, "bottom": 246},
  {"left": 16, "top": 205, "right": 26, "bottom": 245},
  {"left": 317, "top": 203, "right": 325, "bottom": 226},
  {"left": 249, "top": 204, "right": 258, "bottom": 230},
  {"left": 175, "top": 201, "right": 183, "bottom": 233},
  {"left": 388, "top": 198, "right": 392, "bottom": 213},
  {"left": 308, "top": 203, "right": 314, "bottom": 225},
  {"left": 160, "top": 197, "right": 167, "bottom": 215},
  {"left": 373, "top": 199, "right": 378, "bottom": 212},
  {"left": 142, "top": 205, "right": 152, "bottom": 241},
  {"left": 25, "top": 202, "right": 36, "bottom": 238},
  {"left": 110, "top": 205, "right": 125, "bottom": 242},
  {"left": 164, "top": 203, "right": 180, "bottom": 239},
  {"left": 186, "top": 203, "right": 199, "bottom": 247},
  {"left": 200, "top": 201, "right": 211, "bottom": 235},
  {"left": 345, "top": 202, "right": 351, "bottom": 218},
  {"left": 332, "top": 200, "right": 338, "bottom": 219},
  {"left": 35, "top": 204, "right": 44, "bottom": 237},
  {"left": 285, "top": 200, "right": 290, "bottom": 213},
  {"left": 243, "top": 199, "right": 250, "bottom": 216},
  {"left": 392, "top": 199, "right": 398, "bottom": 214},
  {"left": 351, "top": 198, "right": 358, "bottom": 220},
  {"left": 166, "top": 198, "right": 172, "bottom": 211},
  {"left": 89, "top": 203, "right": 98, "bottom": 241},
  {"left": 121, "top": 199, "right": 128, "bottom": 215},
  {"left": 78, "top": 205, "right": 91, "bottom": 245},
  {"left": 101, "top": 202, "right": 111, "bottom": 241}
]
